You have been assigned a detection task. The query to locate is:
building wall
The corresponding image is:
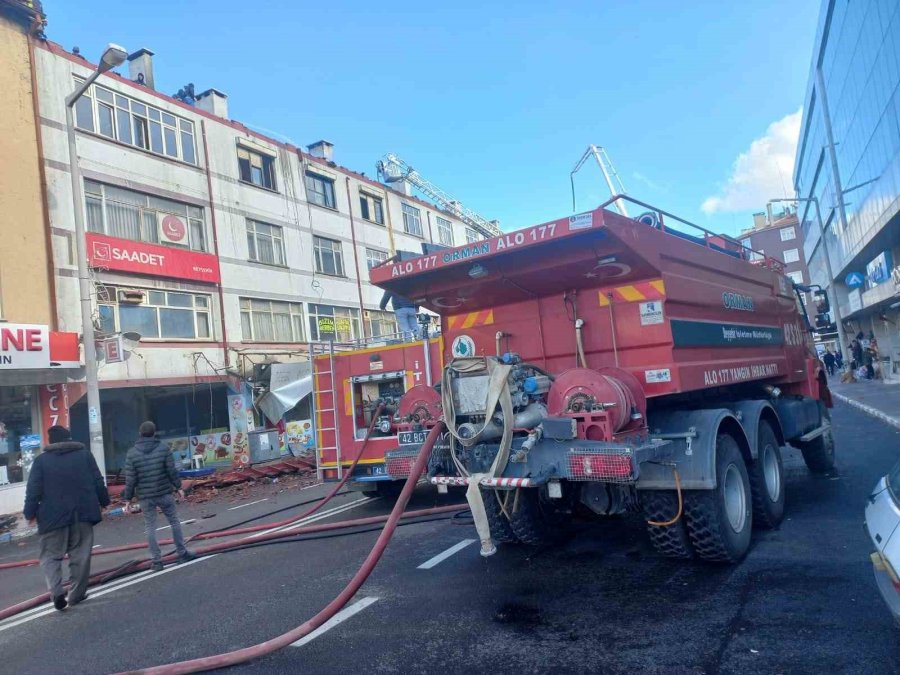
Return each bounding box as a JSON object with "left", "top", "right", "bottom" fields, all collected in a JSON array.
[
  {"left": 739, "top": 217, "right": 810, "bottom": 286},
  {"left": 794, "top": 0, "right": 900, "bottom": 351},
  {"left": 0, "top": 11, "right": 53, "bottom": 326}
]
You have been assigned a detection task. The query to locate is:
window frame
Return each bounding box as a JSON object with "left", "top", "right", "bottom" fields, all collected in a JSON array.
[
  {"left": 97, "top": 286, "right": 213, "bottom": 341},
  {"left": 465, "top": 227, "right": 481, "bottom": 244},
  {"left": 780, "top": 226, "right": 796, "bottom": 241},
  {"left": 359, "top": 191, "right": 385, "bottom": 225},
  {"left": 308, "top": 303, "right": 361, "bottom": 342},
  {"left": 239, "top": 298, "right": 305, "bottom": 343},
  {"left": 365, "top": 247, "right": 389, "bottom": 270},
  {"left": 313, "top": 236, "right": 346, "bottom": 277},
  {"left": 783, "top": 248, "right": 800, "bottom": 264},
  {"left": 237, "top": 145, "right": 278, "bottom": 192},
  {"left": 366, "top": 310, "right": 398, "bottom": 338},
  {"left": 246, "top": 219, "right": 287, "bottom": 267},
  {"left": 305, "top": 171, "right": 336, "bottom": 209},
  {"left": 73, "top": 77, "right": 197, "bottom": 165},
  {"left": 401, "top": 203, "right": 423, "bottom": 237},
  {"left": 435, "top": 216, "right": 454, "bottom": 246}
]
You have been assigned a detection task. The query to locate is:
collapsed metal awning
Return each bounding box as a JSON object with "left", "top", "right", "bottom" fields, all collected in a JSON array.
[{"left": 256, "top": 362, "right": 313, "bottom": 423}]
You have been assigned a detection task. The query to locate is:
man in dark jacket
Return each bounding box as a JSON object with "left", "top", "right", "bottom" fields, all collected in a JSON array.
[
  {"left": 379, "top": 290, "right": 419, "bottom": 341},
  {"left": 123, "top": 421, "right": 195, "bottom": 572},
  {"left": 24, "top": 425, "right": 110, "bottom": 610}
]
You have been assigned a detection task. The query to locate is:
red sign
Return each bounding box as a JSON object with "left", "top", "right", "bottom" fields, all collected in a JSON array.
[
  {"left": 0, "top": 325, "right": 79, "bottom": 370},
  {"left": 39, "top": 382, "right": 87, "bottom": 443},
  {"left": 159, "top": 214, "right": 187, "bottom": 244},
  {"left": 87, "top": 233, "right": 220, "bottom": 283}
]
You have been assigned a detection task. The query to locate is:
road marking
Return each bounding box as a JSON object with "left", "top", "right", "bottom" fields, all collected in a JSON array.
[
  {"left": 0, "top": 496, "right": 373, "bottom": 634},
  {"left": 417, "top": 539, "right": 477, "bottom": 569},
  {"left": 290, "top": 597, "right": 379, "bottom": 647},
  {"left": 156, "top": 519, "right": 197, "bottom": 532},
  {"left": 228, "top": 498, "right": 269, "bottom": 511},
  {"left": 92, "top": 545, "right": 102, "bottom": 549}
]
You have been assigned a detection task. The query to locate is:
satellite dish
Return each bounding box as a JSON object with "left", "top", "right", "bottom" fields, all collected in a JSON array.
[
  {"left": 121, "top": 331, "right": 142, "bottom": 350},
  {"left": 122, "top": 331, "right": 142, "bottom": 342}
]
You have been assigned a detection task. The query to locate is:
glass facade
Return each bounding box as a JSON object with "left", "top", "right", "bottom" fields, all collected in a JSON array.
[{"left": 795, "top": 0, "right": 900, "bottom": 312}]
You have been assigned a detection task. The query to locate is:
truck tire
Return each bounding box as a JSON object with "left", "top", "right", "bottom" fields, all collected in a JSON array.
[
  {"left": 748, "top": 421, "right": 785, "bottom": 529},
  {"left": 507, "top": 488, "right": 565, "bottom": 545},
  {"left": 480, "top": 487, "right": 519, "bottom": 544},
  {"left": 683, "top": 434, "right": 753, "bottom": 563},
  {"left": 642, "top": 491, "right": 694, "bottom": 559},
  {"left": 798, "top": 404, "right": 835, "bottom": 474}
]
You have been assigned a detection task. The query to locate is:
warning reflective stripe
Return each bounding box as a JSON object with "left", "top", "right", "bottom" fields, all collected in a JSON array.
[
  {"left": 598, "top": 278, "right": 666, "bottom": 306},
  {"left": 429, "top": 476, "right": 533, "bottom": 487},
  {"left": 447, "top": 310, "right": 495, "bottom": 330}
]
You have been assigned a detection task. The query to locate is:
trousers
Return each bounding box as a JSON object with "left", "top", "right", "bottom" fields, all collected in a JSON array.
[
  {"left": 140, "top": 493, "right": 188, "bottom": 562},
  {"left": 38, "top": 520, "right": 94, "bottom": 601},
  {"left": 395, "top": 307, "right": 419, "bottom": 341}
]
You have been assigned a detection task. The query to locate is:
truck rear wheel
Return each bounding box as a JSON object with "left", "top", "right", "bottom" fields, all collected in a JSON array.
[
  {"left": 683, "top": 434, "right": 752, "bottom": 563},
  {"left": 748, "top": 421, "right": 785, "bottom": 529},
  {"left": 507, "top": 488, "right": 565, "bottom": 545},
  {"left": 642, "top": 491, "right": 694, "bottom": 559},
  {"left": 480, "top": 487, "right": 519, "bottom": 544},
  {"left": 798, "top": 404, "right": 835, "bottom": 474}
]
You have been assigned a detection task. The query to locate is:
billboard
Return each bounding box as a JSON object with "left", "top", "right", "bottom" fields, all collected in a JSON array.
[{"left": 87, "top": 233, "right": 220, "bottom": 283}]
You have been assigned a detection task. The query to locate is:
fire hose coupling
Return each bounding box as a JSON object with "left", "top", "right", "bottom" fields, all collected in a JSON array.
[{"left": 511, "top": 426, "right": 543, "bottom": 463}]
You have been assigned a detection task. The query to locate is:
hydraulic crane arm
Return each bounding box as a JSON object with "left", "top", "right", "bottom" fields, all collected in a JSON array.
[{"left": 570, "top": 145, "right": 629, "bottom": 217}]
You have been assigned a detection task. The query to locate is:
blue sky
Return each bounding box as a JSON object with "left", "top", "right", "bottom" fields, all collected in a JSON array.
[{"left": 44, "top": 0, "right": 821, "bottom": 236}]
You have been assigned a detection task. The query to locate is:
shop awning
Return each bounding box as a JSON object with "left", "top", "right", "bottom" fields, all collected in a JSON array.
[{"left": 256, "top": 362, "right": 313, "bottom": 423}]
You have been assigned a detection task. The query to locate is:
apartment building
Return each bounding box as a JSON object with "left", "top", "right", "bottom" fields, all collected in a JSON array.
[
  {"left": 739, "top": 211, "right": 809, "bottom": 287},
  {"left": 32, "top": 40, "right": 482, "bottom": 475}
]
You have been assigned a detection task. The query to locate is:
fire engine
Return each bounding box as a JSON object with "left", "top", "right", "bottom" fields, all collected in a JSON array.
[{"left": 370, "top": 196, "right": 835, "bottom": 563}]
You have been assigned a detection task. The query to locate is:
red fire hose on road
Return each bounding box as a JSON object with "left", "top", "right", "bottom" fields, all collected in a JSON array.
[
  {"left": 118, "top": 421, "right": 447, "bottom": 675},
  {"left": 0, "top": 404, "right": 387, "bottom": 573}
]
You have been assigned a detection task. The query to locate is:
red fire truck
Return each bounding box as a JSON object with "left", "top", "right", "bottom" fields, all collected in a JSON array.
[{"left": 370, "top": 196, "right": 834, "bottom": 563}]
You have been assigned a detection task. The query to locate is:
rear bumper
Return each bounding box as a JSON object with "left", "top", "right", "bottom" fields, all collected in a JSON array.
[
  {"left": 870, "top": 552, "right": 900, "bottom": 626},
  {"left": 430, "top": 476, "right": 539, "bottom": 488}
]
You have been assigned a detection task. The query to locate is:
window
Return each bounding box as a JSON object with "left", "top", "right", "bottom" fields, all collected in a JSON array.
[
  {"left": 238, "top": 146, "right": 277, "bottom": 191},
  {"left": 359, "top": 192, "right": 384, "bottom": 224},
  {"left": 73, "top": 79, "right": 197, "bottom": 164},
  {"left": 246, "top": 220, "right": 286, "bottom": 266},
  {"left": 367, "top": 310, "right": 398, "bottom": 338},
  {"left": 85, "top": 180, "right": 207, "bottom": 251},
  {"left": 366, "top": 248, "right": 389, "bottom": 270},
  {"left": 786, "top": 270, "right": 804, "bottom": 285},
  {"left": 465, "top": 227, "right": 480, "bottom": 243},
  {"left": 305, "top": 172, "right": 336, "bottom": 208},
  {"left": 783, "top": 248, "right": 800, "bottom": 264},
  {"left": 436, "top": 217, "right": 454, "bottom": 246},
  {"left": 748, "top": 248, "right": 765, "bottom": 262},
  {"left": 239, "top": 298, "right": 304, "bottom": 342},
  {"left": 308, "top": 304, "right": 361, "bottom": 342},
  {"left": 97, "top": 287, "right": 212, "bottom": 340},
  {"left": 780, "top": 226, "right": 796, "bottom": 241},
  {"left": 401, "top": 203, "right": 423, "bottom": 237},
  {"left": 0, "top": 386, "right": 40, "bottom": 487},
  {"left": 314, "top": 236, "right": 345, "bottom": 276}
]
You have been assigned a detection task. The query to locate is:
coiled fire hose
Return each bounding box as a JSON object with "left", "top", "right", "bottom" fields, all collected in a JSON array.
[
  {"left": 441, "top": 357, "right": 514, "bottom": 557},
  {"left": 114, "top": 421, "right": 448, "bottom": 675},
  {"left": 0, "top": 403, "right": 387, "bottom": 573}
]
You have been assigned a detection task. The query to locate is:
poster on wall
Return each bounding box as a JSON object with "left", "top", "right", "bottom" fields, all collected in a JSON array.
[
  {"left": 866, "top": 251, "right": 893, "bottom": 288},
  {"left": 228, "top": 394, "right": 254, "bottom": 468},
  {"left": 281, "top": 419, "right": 315, "bottom": 459}
]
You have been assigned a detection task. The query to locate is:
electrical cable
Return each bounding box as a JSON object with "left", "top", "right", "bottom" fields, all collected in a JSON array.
[
  {"left": 646, "top": 468, "right": 683, "bottom": 527},
  {"left": 114, "top": 421, "right": 448, "bottom": 674}
]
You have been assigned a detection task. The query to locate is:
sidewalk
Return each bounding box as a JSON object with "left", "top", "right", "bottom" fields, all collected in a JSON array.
[{"left": 828, "top": 374, "right": 900, "bottom": 429}]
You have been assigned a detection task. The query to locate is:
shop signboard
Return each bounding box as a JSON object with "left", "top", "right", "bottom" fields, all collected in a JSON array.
[
  {"left": 866, "top": 251, "right": 892, "bottom": 288},
  {"left": 87, "top": 233, "right": 220, "bottom": 284},
  {"left": 0, "top": 326, "right": 80, "bottom": 370}
]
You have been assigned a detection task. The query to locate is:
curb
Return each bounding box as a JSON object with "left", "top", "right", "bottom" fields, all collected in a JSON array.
[{"left": 832, "top": 391, "right": 900, "bottom": 431}]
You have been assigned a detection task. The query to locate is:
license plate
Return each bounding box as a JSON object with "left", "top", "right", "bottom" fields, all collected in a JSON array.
[
  {"left": 372, "top": 465, "right": 387, "bottom": 476},
  {"left": 398, "top": 430, "right": 427, "bottom": 445}
]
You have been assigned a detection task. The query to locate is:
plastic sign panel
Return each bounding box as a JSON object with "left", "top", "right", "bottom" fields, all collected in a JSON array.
[
  {"left": 87, "top": 233, "right": 220, "bottom": 283},
  {"left": 866, "top": 251, "right": 892, "bottom": 287},
  {"left": 157, "top": 213, "right": 188, "bottom": 246},
  {"left": 0, "top": 324, "right": 49, "bottom": 369}
]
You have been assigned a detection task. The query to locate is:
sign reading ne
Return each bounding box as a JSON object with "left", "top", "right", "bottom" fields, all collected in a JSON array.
[
  {"left": 0, "top": 324, "right": 50, "bottom": 369},
  {"left": 87, "top": 233, "right": 220, "bottom": 283}
]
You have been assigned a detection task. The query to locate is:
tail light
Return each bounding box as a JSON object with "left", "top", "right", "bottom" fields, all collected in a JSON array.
[
  {"left": 385, "top": 448, "right": 420, "bottom": 479},
  {"left": 872, "top": 552, "right": 900, "bottom": 592},
  {"left": 568, "top": 451, "right": 634, "bottom": 482}
]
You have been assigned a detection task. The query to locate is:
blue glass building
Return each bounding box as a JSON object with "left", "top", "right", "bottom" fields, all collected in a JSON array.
[{"left": 794, "top": 0, "right": 900, "bottom": 358}]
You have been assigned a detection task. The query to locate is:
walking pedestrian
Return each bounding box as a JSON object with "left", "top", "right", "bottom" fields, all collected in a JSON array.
[
  {"left": 823, "top": 348, "right": 836, "bottom": 376},
  {"left": 851, "top": 340, "right": 863, "bottom": 370},
  {"left": 123, "top": 421, "right": 195, "bottom": 572},
  {"left": 835, "top": 350, "right": 844, "bottom": 370},
  {"left": 23, "top": 425, "right": 110, "bottom": 610},
  {"left": 379, "top": 289, "right": 420, "bottom": 341}
]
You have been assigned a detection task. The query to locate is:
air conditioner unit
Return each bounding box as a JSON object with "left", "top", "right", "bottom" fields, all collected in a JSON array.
[{"left": 118, "top": 289, "right": 146, "bottom": 304}]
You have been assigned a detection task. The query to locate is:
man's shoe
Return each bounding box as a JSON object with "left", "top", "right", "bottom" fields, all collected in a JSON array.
[
  {"left": 68, "top": 593, "right": 87, "bottom": 607},
  {"left": 52, "top": 594, "right": 67, "bottom": 611},
  {"left": 178, "top": 551, "right": 197, "bottom": 563},
  {"left": 150, "top": 561, "right": 164, "bottom": 572}
]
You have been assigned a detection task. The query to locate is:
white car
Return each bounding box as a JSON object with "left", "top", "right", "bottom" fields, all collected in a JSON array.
[{"left": 866, "top": 460, "right": 900, "bottom": 626}]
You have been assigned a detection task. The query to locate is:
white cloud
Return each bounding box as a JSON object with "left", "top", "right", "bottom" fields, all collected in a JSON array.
[{"left": 701, "top": 109, "right": 802, "bottom": 214}]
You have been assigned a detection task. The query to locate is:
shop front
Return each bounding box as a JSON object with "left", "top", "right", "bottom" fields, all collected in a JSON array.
[{"left": 0, "top": 325, "right": 81, "bottom": 515}]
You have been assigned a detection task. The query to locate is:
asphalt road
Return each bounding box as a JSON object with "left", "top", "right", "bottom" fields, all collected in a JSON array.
[{"left": 1, "top": 401, "right": 899, "bottom": 674}]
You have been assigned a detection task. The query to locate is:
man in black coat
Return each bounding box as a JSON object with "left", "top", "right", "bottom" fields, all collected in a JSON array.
[
  {"left": 123, "top": 421, "right": 195, "bottom": 572},
  {"left": 23, "top": 425, "right": 110, "bottom": 611}
]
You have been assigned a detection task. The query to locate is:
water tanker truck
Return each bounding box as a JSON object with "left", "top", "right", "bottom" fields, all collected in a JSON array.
[{"left": 371, "top": 196, "right": 834, "bottom": 563}]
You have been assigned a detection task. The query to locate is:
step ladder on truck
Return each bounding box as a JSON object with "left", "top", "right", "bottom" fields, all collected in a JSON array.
[
  {"left": 314, "top": 328, "right": 444, "bottom": 499},
  {"left": 371, "top": 195, "right": 836, "bottom": 562}
]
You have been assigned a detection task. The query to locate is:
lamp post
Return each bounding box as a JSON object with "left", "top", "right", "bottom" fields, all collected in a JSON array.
[
  {"left": 65, "top": 43, "right": 127, "bottom": 478},
  {"left": 767, "top": 197, "right": 848, "bottom": 357}
]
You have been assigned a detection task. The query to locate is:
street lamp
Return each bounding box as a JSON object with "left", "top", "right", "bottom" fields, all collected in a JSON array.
[
  {"left": 767, "top": 197, "right": 848, "bottom": 359},
  {"left": 65, "top": 43, "right": 127, "bottom": 479}
]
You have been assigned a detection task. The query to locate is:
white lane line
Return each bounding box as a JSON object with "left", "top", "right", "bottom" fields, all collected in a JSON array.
[
  {"left": 156, "top": 519, "right": 197, "bottom": 532},
  {"left": 92, "top": 545, "right": 102, "bottom": 549},
  {"left": 227, "top": 498, "right": 269, "bottom": 511},
  {"left": 290, "top": 597, "right": 379, "bottom": 647},
  {"left": 0, "top": 496, "right": 374, "bottom": 632},
  {"left": 417, "top": 539, "right": 477, "bottom": 569}
]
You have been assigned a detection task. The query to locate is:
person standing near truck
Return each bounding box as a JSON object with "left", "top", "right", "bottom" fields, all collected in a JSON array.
[
  {"left": 379, "top": 290, "right": 419, "bottom": 341},
  {"left": 823, "top": 348, "right": 836, "bottom": 376},
  {"left": 123, "top": 421, "right": 195, "bottom": 572}
]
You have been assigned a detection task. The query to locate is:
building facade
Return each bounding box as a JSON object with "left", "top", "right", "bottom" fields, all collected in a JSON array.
[
  {"left": 31, "top": 40, "right": 483, "bottom": 481},
  {"left": 794, "top": 0, "right": 900, "bottom": 361},
  {"left": 739, "top": 211, "right": 809, "bottom": 288}
]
